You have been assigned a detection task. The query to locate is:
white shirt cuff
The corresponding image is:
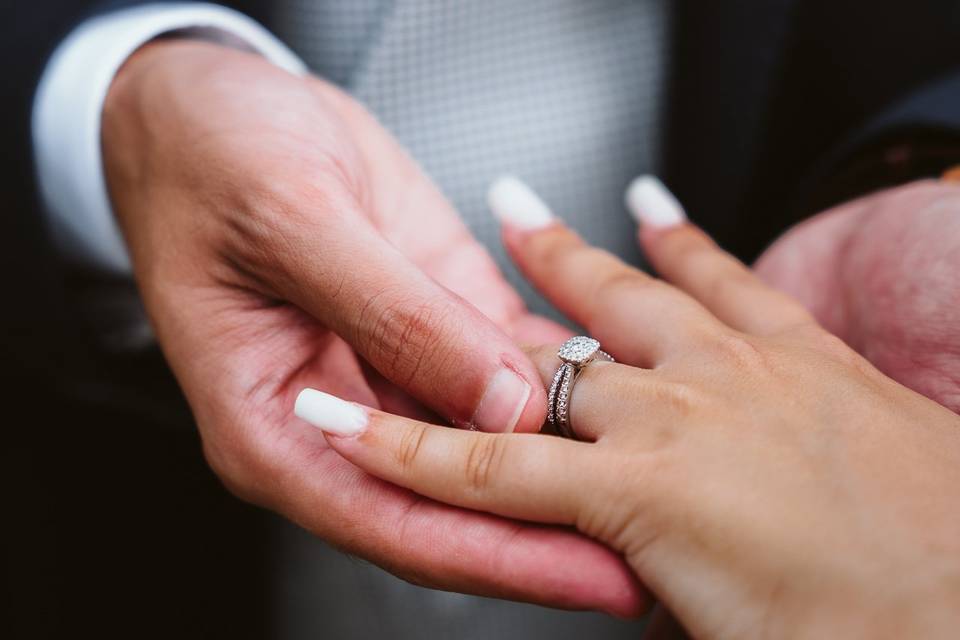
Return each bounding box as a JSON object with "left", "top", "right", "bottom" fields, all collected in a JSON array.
[{"left": 32, "top": 3, "right": 307, "bottom": 274}]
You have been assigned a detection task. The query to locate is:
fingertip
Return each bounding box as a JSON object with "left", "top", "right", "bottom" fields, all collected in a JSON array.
[
  {"left": 625, "top": 175, "right": 687, "bottom": 230},
  {"left": 294, "top": 387, "right": 369, "bottom": 437},
  {"left": 491, "top": 178, "right": 567, "bottom": 265},
  {"left": 488, "top": 176, "right": 556, "bottom": 232}
]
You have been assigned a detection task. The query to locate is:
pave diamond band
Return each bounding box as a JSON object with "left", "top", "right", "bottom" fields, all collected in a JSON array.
[{"left": 547, "top": 337, "right": 613, "bottom": 439}]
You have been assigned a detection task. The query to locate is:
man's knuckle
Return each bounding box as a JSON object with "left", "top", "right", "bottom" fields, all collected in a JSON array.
[
  {"left": 217, "top": 183, "right": 338, "bottom": 286},
  {"left": 360, "top": 296, "right": 459, "bottom": 388}
]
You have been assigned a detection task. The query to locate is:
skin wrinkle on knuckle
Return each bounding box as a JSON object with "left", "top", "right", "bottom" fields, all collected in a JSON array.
[
  {"left": 712, "top": 332, "right": 770, "bottom": 375},
  {"left": 355, "top": 287, "right": 392, "bottom": 346},
  {"left": 396, "top": 422, "right": 430, "bottom": 474},
  {"left": 464, "top": 435, "right": 507, "bottom": 493},
  {"left": 217, "top": 186, "right": 309, "bottom": 286},
  {"left": 220, "top": 150, "right": 364, "bottom": 289},
  {"left": 359, "top": 291, "right": 461, "bottom": 391},
  {"left": 218, "top": 217, "right": 289, "bottom": 291}
]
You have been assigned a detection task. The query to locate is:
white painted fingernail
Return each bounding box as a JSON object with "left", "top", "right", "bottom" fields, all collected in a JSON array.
[
  {"left": 487, "top": 176, "right": 555, "bottom": 230},
  {"left": 625, "top": 175, "right": 687, "bottom": 229},
  {"left": 294, "top": 388, "right": 368, "bottom": 436}
]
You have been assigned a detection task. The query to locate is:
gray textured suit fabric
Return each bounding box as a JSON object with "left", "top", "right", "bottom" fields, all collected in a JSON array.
[
  {"left": 266, "top": 1, "right": 669, "bottom": 637},
  {"left": 276, "top": 0, "right": 668, "bottom": 320}
]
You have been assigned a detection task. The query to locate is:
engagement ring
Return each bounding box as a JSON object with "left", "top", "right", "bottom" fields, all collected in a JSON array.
[{"left": 547, "top": 336, "right": 613, "bottom": 439}]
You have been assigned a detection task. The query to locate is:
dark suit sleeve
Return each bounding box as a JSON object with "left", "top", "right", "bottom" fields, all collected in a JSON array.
[
  {"left": 2, "top": 1, "right": 148, "bottom": 381},
  {"left": 798, "top": 71, "right": 960, "bottom": 214},
  {"left": 1, "top": 0, "right": 250, "bottom": 406},
  {"left": 854, "top": 72, "right": 960, "bottom": 139}
]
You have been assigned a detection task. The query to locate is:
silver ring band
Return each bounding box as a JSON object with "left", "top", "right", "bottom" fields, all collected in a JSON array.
[{"left": 547, "top": 337, "right": 613, "bottom": 439}]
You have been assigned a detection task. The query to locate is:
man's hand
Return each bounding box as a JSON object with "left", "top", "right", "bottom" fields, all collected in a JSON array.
[
  {"left": 754, "top": 179, "right": 960, "bottom": 413},
  {"left": 101, "top": 40, "right": 643, "bottom": 615}
]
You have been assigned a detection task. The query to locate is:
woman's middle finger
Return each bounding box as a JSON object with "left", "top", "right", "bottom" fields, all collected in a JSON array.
[
  {"left": 488, "top": 177, "right": 727, "bottom": 368},
  {"left": 626, "top": 175, "right": 816, "bottom": 336}
]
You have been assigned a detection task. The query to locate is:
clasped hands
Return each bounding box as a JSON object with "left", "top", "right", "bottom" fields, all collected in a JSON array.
[{"left": 105, "top": 40, "right": 960, "bottom": 637}]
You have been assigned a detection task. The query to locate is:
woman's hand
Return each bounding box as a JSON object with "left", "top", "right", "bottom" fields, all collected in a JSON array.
[{"left": 295, "top": 179, "right": 960, "bottom": 639}]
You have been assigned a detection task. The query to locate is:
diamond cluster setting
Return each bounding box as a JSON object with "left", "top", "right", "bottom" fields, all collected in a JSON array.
[
  {"left": 547, "top": 337, "right": 614, "bottom": 439},
  {"left": 557, "top": 336, "right": 601, "bottom": 365}
]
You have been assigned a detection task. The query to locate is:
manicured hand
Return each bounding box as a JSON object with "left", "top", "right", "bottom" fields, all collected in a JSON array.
[
  {"left": 101, "top": 41, "right": 640, "bottom": 614},
  {"left": 299, "top": 179, "right": 960, "bottom": 639}
]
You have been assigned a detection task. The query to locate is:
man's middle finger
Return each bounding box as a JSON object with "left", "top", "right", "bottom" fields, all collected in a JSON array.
[{"left": 269, "top": 196, "right": 547, "bottom": 434}]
